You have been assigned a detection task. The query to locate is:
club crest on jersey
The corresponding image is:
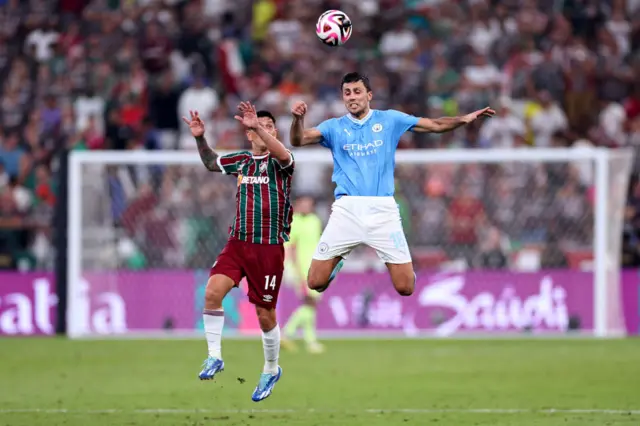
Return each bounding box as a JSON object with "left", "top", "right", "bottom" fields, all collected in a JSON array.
[
  {"left": 317, "top": 242, "right": 329, "bottom": 254},
  {"left": 259, "top": 161, "right": 268, "bottom": 174},
  {"left": 372, "top": 123, "right": 383, "bottom": 132}
]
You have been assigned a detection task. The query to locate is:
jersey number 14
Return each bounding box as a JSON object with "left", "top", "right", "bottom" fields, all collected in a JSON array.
[{"left": 264, "top": 275, "right": 277, "bottom": 290}]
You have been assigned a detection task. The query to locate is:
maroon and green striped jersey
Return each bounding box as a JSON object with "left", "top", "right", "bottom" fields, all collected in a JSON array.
[{"left": 216, "top": 150, "right": 295, "bottom": 245}]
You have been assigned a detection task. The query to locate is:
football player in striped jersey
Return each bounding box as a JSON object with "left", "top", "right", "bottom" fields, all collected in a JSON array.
[{"left": 183, "top": 102, "right": 294, "bottom": 402}]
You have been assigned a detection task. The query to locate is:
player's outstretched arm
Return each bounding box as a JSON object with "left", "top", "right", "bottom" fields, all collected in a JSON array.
[
  {"left": 182, "top": 110, "right": 222, "bottom": 172},
  {"left": 414, "top": 107, "right": 496, "bottom": 133},
  {"left": 290, "top": 101, "right": 323, "bottom": 147},
  {"left": 235, "top": 102, "right": 292, "bottom": 165}
]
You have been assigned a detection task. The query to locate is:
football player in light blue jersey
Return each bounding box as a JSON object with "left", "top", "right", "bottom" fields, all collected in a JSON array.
[{"left": 290, "top": 72, "right": 494, "bottom": 296}]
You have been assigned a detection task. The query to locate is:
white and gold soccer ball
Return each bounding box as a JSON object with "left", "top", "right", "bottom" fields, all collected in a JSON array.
[{"left": 315, "top": 9, "right": 352, "bottom": 47}]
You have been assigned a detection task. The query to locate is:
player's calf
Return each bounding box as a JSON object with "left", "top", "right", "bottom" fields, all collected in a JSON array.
[
  {"left": 255, "top": 308, "right": 280, "bottom": 373},
  {"left": 387, "top": 262, "right": 416, "bottom": 296}
]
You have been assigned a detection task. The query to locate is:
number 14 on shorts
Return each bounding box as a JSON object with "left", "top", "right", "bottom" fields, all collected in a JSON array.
[{"left": 264, "top": 275, "right": 277, "bottom": 290}]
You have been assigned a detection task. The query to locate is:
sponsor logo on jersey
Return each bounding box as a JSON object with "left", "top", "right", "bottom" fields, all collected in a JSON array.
[
  {"left": 237, "top": 175, "right": 270, "bottom": 185},
  {"left": 343, "top": 140, "right": 384, "bottom": 151},
  {"left": 343, "top": 140, "right": 384, "bottom": 157},
  {"left": 372, "top": 123, "right": 383, "bottom": 132}
]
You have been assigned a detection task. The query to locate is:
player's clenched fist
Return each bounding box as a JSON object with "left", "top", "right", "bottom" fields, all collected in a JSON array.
[
  {"left": 291, "top": 101, "right": 307, "bottom": 118},
  {"left": 182, "top": 110, "right": 205, "bottom": 138}
]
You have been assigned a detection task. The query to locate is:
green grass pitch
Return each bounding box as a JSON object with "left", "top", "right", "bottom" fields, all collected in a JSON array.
[{"left": 1, "top": 338, "right": 639, "bottom": 425}]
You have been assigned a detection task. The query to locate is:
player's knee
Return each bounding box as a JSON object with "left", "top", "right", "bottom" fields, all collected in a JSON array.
[
  {"left": 307, "top": 271, "right": 326, "bottom": 291},
  {"left": 395, "top": 282, "right": 414, "bottom": 296},
  {"left": 204, "top": 284, "right": 223, "bottom": 308},
  {"left": 393, "top": 274, "right": 415, "bottom": 296},
  {"left": 307, "top": 276, "right": 323, "bottom": 291},
  {"left": 205, "top": 276, "right": 232, "bottom": 308},
  {"left": 255, "top": 306, "right": 277, "bottom": 332}
]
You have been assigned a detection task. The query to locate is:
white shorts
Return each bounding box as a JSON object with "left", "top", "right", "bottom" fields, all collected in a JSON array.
[{"left": 313, "top": 196, "right": 411, "bottom": 264}]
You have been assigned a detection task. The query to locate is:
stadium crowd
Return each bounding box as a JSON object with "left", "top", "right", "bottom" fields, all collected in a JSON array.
[{"left": 0, "top": 0, "right": 639, "bottom": 272}]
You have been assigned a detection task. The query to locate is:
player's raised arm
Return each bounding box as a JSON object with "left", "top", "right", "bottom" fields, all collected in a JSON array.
[
  {"left": 413, "top": 107, "right": 496, "bottom": 133},
  {"left": 182, "top": 110, "right": 223, "bottom": 172},
  {"left": 289, "top": 101, "right": 323, "bottom": 147},
  {"left": 235, "top": 102, "right": 292, "bottom": 165}
]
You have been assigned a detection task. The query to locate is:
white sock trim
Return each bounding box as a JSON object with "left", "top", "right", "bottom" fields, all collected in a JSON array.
[{"left": 203, "top": 309, "right": 224, "bottom": 359}]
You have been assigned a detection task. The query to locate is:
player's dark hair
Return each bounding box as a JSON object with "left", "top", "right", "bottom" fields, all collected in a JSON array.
[
  {"left": 257, "top": 110, "right": 276, "bottom": 125},
  {"left": 341, "top": 72, "right": 372, "bottom": 92}
]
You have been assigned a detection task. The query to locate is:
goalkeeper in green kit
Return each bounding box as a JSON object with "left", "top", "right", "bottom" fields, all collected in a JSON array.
[{"left": 281, "top": 195, "right": 325, "bottom": 354}]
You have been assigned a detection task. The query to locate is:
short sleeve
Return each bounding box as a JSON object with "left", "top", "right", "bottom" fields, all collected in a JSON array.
[
  {"left": 316, "top": 119, "right": 334, "bottom": 148},
  {"left": 216, "top": 152, "right": 247, "bottom": 176},
  {"left": 274, "top": 150, "right": 295, "bottom": 175},
  {"left": 387, "top": 109, "right": 420, "bottom": 134}
]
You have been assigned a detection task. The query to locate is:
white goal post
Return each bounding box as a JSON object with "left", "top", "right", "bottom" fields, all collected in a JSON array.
[{"left": 67, "top": 147, "right": 634, "bottom": 338}]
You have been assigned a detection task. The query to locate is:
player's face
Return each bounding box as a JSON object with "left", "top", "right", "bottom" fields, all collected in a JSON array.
[
  {"left": 342, "top": 81, "right": 372, "bottom": 118},
  {"left": 247, "top": 116, "right": 277, "bottom": 148}
]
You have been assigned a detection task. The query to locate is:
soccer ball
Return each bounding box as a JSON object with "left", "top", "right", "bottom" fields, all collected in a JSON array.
[{"left": 316, "top": 10, "right": 352, "bottom": 47}]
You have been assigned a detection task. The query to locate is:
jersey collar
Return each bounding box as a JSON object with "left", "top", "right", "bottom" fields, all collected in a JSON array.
[
  {"left": 346, "top": 109, "right": 374, "bottom": 126},
  {"left": 252, "top": 153, "right": 269, "bottom": 159}
]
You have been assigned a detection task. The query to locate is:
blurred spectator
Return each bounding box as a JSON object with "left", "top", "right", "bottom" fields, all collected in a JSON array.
[
  {"left": 25, "top": 18, "right": 59, "bottom": 63},
  {"left": 0, "top": 132, "right": 30, "bottom": 183},
  {"left": 447, "top": 185, "right": 486, "bottom": 266},
  {"left": 140, "top": 21, "right": 172, "bottom": 75},
  {"left": 599, "top": 98, "right": 627, "bottom": 146},
  {"left": 149, "top": 71, "right": 180, "bottom": 149},
  {"left": 478, "top": 97, "right": 525, "bottom": 148},
  {"left": 474, "top": 227, "right": 509, "bottom": 269},
  {"left": 177, "top": 73, "right": 219, "bottom": 149},
  {"left": 540, "top": 234, "right": 569, "bottom": 269},
  {"left": 525, "top": 90, "right": 568, "bottom": 147},
  {"left": 268, "top": 7, "right": 302, "bottom": 59},
  {"left": 414, "top": 175, "right": 447, "bottom": 247},
  {"left": 74, "top": 87, "right": 105, "bottom": 136}
]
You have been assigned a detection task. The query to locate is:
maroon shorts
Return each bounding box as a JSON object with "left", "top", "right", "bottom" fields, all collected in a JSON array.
[{"left": 210, "top": 239, "right": 285, "bottom": 309}]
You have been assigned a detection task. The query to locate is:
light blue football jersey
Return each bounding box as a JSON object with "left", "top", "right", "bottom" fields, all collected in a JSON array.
[{"left": 316, "top": 109, "right": 419, "bottom": 198}]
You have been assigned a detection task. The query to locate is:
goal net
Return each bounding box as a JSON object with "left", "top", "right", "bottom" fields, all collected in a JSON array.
[{"left": 67, "top": 147, "right": 634, "bottom": 338}]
